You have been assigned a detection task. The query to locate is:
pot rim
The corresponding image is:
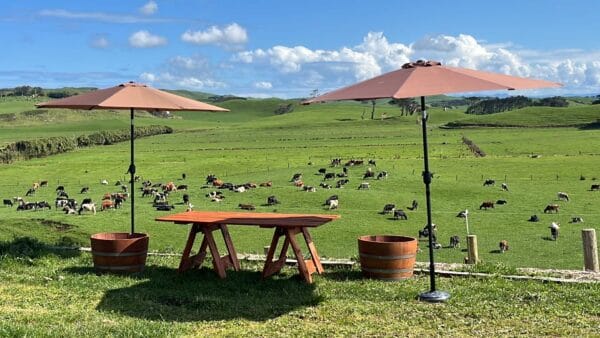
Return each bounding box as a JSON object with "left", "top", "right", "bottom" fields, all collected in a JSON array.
[{"left": 358, "top": 235, "right": 417, "bottom": 244}]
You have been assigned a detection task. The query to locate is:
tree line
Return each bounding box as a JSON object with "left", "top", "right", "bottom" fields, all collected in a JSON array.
[{"left": 466, "top": 96, "right": 569, "bottom": 115}]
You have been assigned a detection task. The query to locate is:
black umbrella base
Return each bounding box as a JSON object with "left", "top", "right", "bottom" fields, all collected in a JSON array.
[{"left": 418, "top": 290, "right": 451, "bottom": 303}]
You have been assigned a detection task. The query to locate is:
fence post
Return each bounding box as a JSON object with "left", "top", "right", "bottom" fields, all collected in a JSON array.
[
  {"left": 466, "top": 235, "right": 479, "bottom": 264},
  {"left": 582, "top": 229, "right": 599, "bottom": 272}
]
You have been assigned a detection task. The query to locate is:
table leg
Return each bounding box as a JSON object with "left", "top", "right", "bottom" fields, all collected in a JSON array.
[
  {"left": 219, "top": 223, "right": 240, "bottom": 271},
  {"left": 262, "top": 227, "right": 290, "bottom": 278},
  {"left": 302, "top": 227, "right": 324, "bottom": 274},
  {"left": 178, "top": 223, "right": 200, "bottom": 273},
  {"left": 286, "top": 228, "right": 313, "bottom": 283},
  {"left": 203, "top": 226, "right": 227, "bottom": 279}
]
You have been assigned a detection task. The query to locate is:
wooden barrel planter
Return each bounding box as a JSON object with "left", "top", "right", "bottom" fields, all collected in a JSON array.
[
  {"left": 358, "top": 235, "right": 418, "bottom": 281},
  {"left": 90, "top": 232, "right": 149, "bottom": 273}
]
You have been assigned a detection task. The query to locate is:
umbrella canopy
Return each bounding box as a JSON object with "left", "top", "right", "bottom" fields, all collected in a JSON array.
[
  {"left": 304, "top": 60, "right": 561, "bottom": 302},
  {"left": 37, "top": 82, "right": 228, "bottom": 235},
  {"left": 304, "top": 60, "right": 560, "bottom": 103},
  {"left": 37, "top": 81, "right": 229, "bottom": 112}
]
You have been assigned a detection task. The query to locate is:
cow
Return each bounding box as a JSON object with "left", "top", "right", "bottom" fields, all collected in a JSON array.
[
  {"left": 243, "top": 183, "right": 257, "bottom": 189},
  {"left": 324, "top": 173, "right": 336, "bottom": 180},
  {"left": 319, "top": 182, "right": 332, "bottom": 189},
  {"left": 32, "top": 182, "right": 40, "bottom": 190},
  {"left": 499, "top": 240, "right": 509, "bottom": 253},
  {"left": 182, "top": 173, "right": 187, "bottom": 180},
  {"left": 3, "top": 199, "right": 13, "bottom": 207},
  {"left": 407, "top": 200, "right": 418, "bottom": 211},
  {"left": 449, "top": 235, "right": 460, "bottom": 249},
  {"left": 78, "top": 203, "right": 97, "bottom": 215},
  {"left": 303, "top": 186, "right": 317, "bottom": 192},
  {"left": 358, "top": 182, "right": 370, "bottom": 190},
  {"left": 121, "top": 185, "right": 128, "bottom": 193},
  {"left": 267, "top": 195, "right": 279, "bottom": 206},
  {"left": 376, "top": 171, "right": 388, "bottom": 180},
  {"left": 39, "top": 180, "right": 48, "bottom": 187},
  {"left": 101, "top": 200, "right": 114, "bottom": 211},
  {"left": 206, "top": 191, "right": 223, "bottom": 199},
  {"left": 163, "top": 182, "right": 177, "bottom": 192},
  {"left": 483, "top": 179, "right": 495, "bottom": 186},
  {"left": 557, "top": 192, "right": 569, "bottom": 201},
  {"left": 328, "top": 199, "right": 339, "bottom": 210},
  {"left": 291, "top": 173, "right": 303, "bottom": 182},
  {"left": 259, "top": 181, "right": 273, "bottom": 187},
  {"left": 456, "top": 210, "right": 468, "bottom": 218},
  {"left": 318, "top": 168, "right": 327, "bottom": 175},
  {"left": 501, "top": 183, "right": 509, "bottom": 191},
  {"left": 330, "top": 158, "right": 342, "bottom": 167},
  {"left": 63, "top": 206, "right": 77, "bottom": 215},
  {"left": 293, "top": 180, "right": 304, "bottom": 188},
  {"left": 80, "top": 187, "right": 89, "bottom": 194},
  {"left": 81, "top": 198, "right": 93, "bottom": 205},
  {"left": 183, "top": 194, "right": 190, "bottom": 204},
  {"left": 591, "top": 184, "right": 600, "bottom": 191},
  {"left": 206, "top": 174, "right": 218, "bottom": 184},
  {"left": 238, "top": 203, "right": 255, "bottom": 211},
  {"left": 142, "top": 187, "right": 156, "bottom": 197},
  {"left": 418, "top": 224, "right": 437, "bottom": 242},
  {"left": 368, "top": 159, "right": 377, "bottom": 166},
  {"left": 528, "top": 215, "right": 540, "bottom": 222},
  {"left": 155, "top": 203, "right": 175, "bottom": 211},
  {"left": 212, "top": 179, "right": 224, "bottom": 187},
  {"left": 336, "top": 172, "right": 348, "bottom": 178},
  {"left": 381, "top": 204, "right": 395, "bottom": 214},
  {"left": 325, "top": 195, "right": 338, "bottom": 206},
  {"left": 479, "top": 201, "right": 495, "bottom": 210},
  {"left": 496, "top": 199, "right": 507, "bottom": 205},
  {"left": 570, "top": 216, "right": 584, "bottom": 223},
  {"left": 336, "top": 179, "right": 349, "bottom": 188},
  {"left": 393, "top": 209, "right": 408, "bottom": 220},
  {"left": 549, "top": 222, "right": 560, "bottom": 240},
  {"left": 544, "top": 204, "right": 560, "bottom": 213},
  {"left": 363, "top": 169, "right": 375, "bottom": 179},
  {"left": 35, "top": 201, "right": 51, "bottom": 210},
  {"left": 101, "top": 179, "right": 109, "bottom": 185},
  {"left": 56, "top": 185, "right": 65, "bottom": 192},
  {"left": 233, "top": 186, "right": 246, "bottom": 193},
  {"left": 25, "top": 188, "right": 36, "bottom": 197}
]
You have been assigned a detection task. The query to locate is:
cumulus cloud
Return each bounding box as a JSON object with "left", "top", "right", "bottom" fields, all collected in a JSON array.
[
  {"left": 181, "top": 23, "right": 247, "bottom": 49},
  {"left": 129, "top": 30, "right": 167, "bottom": 48},
  {"left": 253, "top": 81, "right": 272, "bottom": 89},
  {"left": 90, "top": 36, "right": 109, "bottom": 49},
  {"left": 139, "top": 1, "right": 158, "bottom": 15},
  {"left": 138, "top": 55, "right": 227, "bottom": 90}
]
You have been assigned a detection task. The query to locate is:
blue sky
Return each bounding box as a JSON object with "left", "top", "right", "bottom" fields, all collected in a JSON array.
[{"left": 1, "top": 0, "right": 599, "bottom": 98}]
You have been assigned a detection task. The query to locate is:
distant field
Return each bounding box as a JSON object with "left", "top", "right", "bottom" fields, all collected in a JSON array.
[{"left": 0, "top": 97, "right": 599, "bottom": 270}]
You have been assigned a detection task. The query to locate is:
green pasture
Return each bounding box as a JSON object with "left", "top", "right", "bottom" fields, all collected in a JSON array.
[{"left": 1, "top": 98, "right": 599, "bottom": 270}]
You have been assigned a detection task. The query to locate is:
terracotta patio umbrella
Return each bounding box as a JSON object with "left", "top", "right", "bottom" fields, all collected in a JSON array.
[
  {"left": 304, "top": 60, "right": 560, "bottom": 302},
  {"left": 37, "top": 82, "right": 228, "bottom": 235}
]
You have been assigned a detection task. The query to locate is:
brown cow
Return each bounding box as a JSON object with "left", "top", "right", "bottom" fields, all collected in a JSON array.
[
  {"left": 499, "top": 240, "right": 509, "bottom": 253},
  {"left": 212, "top": 179, "right": 224, "bottom": 187},
  {"left": 544, "top": 204, "right": 560, "bottom": 213},
  {"left": 101, "top": 200, "right": 114, "bottom": 211},
  {"left": 259, "top": 181, "right": 272, "bottom": 187},
  {"left": 479, "top": 201, "right": 494, "bottom": 210}
]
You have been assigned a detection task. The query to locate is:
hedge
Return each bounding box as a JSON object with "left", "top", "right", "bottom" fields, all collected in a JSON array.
[{"left": 0, "top": 125, "right": 173, "bottom": 164}]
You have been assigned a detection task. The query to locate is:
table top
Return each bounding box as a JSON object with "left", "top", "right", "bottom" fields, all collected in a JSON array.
[{"left": 156, "top": 210, "right": 340, "bottom": 228}]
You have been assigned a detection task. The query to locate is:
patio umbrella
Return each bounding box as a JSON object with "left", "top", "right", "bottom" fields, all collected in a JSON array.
[
  {"left": 37, "top": 82, "right": 228, "bottom": 235},
  {"left": 304, "top": 60, "right": 560, "bottom": 302}
]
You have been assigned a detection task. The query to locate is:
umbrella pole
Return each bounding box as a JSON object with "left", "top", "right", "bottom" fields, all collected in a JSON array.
[
  {"left": 129, "top": 108, "right": 136, "bottom": 235},
  {"left": 417, "top": 96, "right": 450, "bottom": 303}
]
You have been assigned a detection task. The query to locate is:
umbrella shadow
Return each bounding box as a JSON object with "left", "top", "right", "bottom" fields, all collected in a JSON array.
[
  {"left": 0, "top": 236, "right": 81, "bottom": 259},
  {"left": 321, "top": 268, "right": 364, "bottom": 281},
  {"left": 88, "top": 265, "right": 320, "bottom": 322}
]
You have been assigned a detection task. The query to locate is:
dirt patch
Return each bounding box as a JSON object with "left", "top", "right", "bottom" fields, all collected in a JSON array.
[{"left": 35, "top": 218, "right": 75, "bottom": 231}]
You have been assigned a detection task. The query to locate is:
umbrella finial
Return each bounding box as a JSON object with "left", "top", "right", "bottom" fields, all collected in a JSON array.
[
  {"left": 120, "top": 82, "right": 147, "bottom": 88},
  {"left": 402, "top": 60, "right": 442, "bottom": 69}
]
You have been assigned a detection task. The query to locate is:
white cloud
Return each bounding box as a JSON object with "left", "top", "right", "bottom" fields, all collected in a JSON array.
[
  {"left": 138, "top": 72, "right": 226, "bottom": 90},
  {"left": 38, "top": 9, "right": 168, "bottom": 23},
  {"left": 181, "top": 23, "right": 248, "bottom": 49},
  {"left": 139, "top": 1, "right": 158, "bottom": 15},
  {"left": 90, "top": 36, "right": 109, "bottom": 49},
  {"left": 253, "top": 81, "right": 272, "bottom": 89},
  {"left": 129, "top": 30, "right": 167, "bottom": 48},
  {"left": 140, "top": 72, "right": 156, "bottom": 82}
]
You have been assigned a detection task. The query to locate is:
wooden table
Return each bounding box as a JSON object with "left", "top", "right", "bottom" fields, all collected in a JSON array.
[{"left": 156, "top": 211, "right": 340, "bottom": 283}]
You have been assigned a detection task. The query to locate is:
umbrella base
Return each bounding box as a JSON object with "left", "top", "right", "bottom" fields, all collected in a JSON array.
[{"left": 418, "top": 290, "right": 450, "bottom": 303}]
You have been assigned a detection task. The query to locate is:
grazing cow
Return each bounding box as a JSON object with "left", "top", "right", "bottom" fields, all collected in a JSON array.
[
  {"left": 544, "top": 204, "right": 560, "bottom": 213},
  {"left": 3, "top": 199, "right": 13, "bottom": 207},
  {"left": 381, "top": 204, "right": 396, "bottom": 214},
  {"left": 102, "top": 193, "right": 112, "bottom": 201},
  {"left": 456, "top": 210, "right": 468, "bottom": 218},
  {"left": 163, "top": 182, "right": 177, "bottom": 192},
  {"left": 328, "top": 199, "right": 339, "bottom": 210},
  {"left": 63, "top": 206, "right": 76, "bottom": 215},
  {"left": 57, "top": 190, "right": 69, "bottom": 199},
  {"left": 238, "top": 203, "right": 255, "bottom": 211},
  {"left": 101, "top": 200, "right": 114, "bottom": 211},
  {"left": 496, "top": 199, "right": 507, "bottom": 205},
  {"left": 501, "top": 183, "right": 509, "bottom": 191},
  {"left": 25, "top": 188, "right": 36, "bottom": 197},
  {"left": 206, "top": 174, "right": 217, "bottom": 184},
  {"left": 78, "top": 203, "right": 97, "bottom": 215},
  {"left": 113, "top": 196, "right": 124, "bottom": 208},
  {"left": 101, "top": 179, "right": 108, "bottom": 185},
  {"left": 479, "top": 201, "right": 494, "bottom": 210},
  {"left": 81, "top": 198, "right": 93, "bottom": 205},
  {"left": 120, "top": 185, "right": 128, "bottom": 193},
  {"left": 233, "top": 186, "right": 246, "bottom": 193},
  {"left": 336, "top": 172, "right": 348, "bottom": 178},
  {"left": 183, "top": 194, "right": 190, "bottom": 204},
  {"left": 56, "top": 185, "right": 65, "bottom": 192},
  {"left": 153, "top": 193, "right": 168, "bottom": 205},
  {"left": 570, "top": 216, "right": 584, "bottom": 223},
  {"left": 40, "top": 180, "right": 48, "bottom": 187},
  {"left": 291, "top": 173, "right": 303, "bottom": 182},
  {"left": 376, "top": 171, "right": 388, "bottom": 180},
  {"left": 32, "top": 182, "right": 40, "bottom": 190},
  {"left": 206, "top": 191, "right": 224, "bottom": 199},
  {"left": 177, "top": 184, "right": 188, "bottom": 191},
  {"left": 36, "top": 201, "right": 51, "bottom": 210},
  {"left": 267, "top": 195, "right": 279, "bottom": 206},
  {"left": 185, "top": 203, "right": 194, "bottom": 212},
  {"left": 407, "top": 200, "right": 418, "bottom": 211},
  {"left": 324, "top": 173, "right": 336, "bottom": 180},
  {"left": 499, "top": 240, "right": 509, "bottom": 253},
  {"left": 368, "top": 159, "right": 377, "bottom": 166},
  {"left": 591, "top": 184, "right": 600, "bottom": 191},
  {"left": 342, "top": 167, "right": 348, "bottom": 174},
  {"left": 449, "top": 236, "right": 460, "bottom": 249},
  {"left": 259, "top": 181, "right": 272, "bottom": 187},
  {"left": 358, "top": 182, "right": 370, "bottom": 190},
  {"left": 483, "top": 179, "right": 495, "bottom": 186},
  {"left": 182, "top": 173, "right": 186, "bottom": 180},
  {"left": 528, "top": 215, "right": 540, "bottom": 222},
  {"left": 331, "top": 158, "right": 342, "bottom": 167},
  {"left": 336, "top": 179, "right": 349, "bottom": 188},
  {"left": 325, "top": 195, "right": 338, "bottom": 206},
  {"left": 80, "top": 187, "right": 89, "bottom": 194},
  {"left": 303, "top": 186, "right": 317, "bottom": 192},
  {"left": 294, "top": 180, "right": 304, "bottom": 188},
  {"left": 557, "top": 192, "right": 570, "bottom": 202},
  {"left": 363, "top": 168, "right": 375, "bottom": 179},
  {"left": 319, "top": 182, "right": 332, "bottom": 189},
  {"left": 418, "top": 224, "right": 437, "bottom": 242},
  {"left": 393, "top": 209, "right": 408, "bottom": 220},
  {"left": 549, "top": 222, "right": 560, "bottom": 240},
  {"left": 318, "top": 168, "right": 327, "bottom": 175},
  {"left": 142, "top": 187, "right": 156, "bottom": 197},
  {"left": 115, "top": 180, "right": 122, "bottom": 186},
  {"left": 17, "top": 201, "right": 37, "bottom": 211}
]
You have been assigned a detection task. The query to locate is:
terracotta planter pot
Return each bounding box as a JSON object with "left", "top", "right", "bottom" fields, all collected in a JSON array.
[
  {"left": 358, "top": 235, "right": 418, "bottom": 281},
  {"left": 90, "top": 232, "right": 149, "bottom": 273}
]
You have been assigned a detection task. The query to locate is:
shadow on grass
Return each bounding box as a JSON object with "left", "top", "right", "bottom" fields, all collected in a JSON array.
[
  {"left": 90, "top": 265, "right": 321, "bottom": 322},
  {"left": 0, "top": 236, "right": 81, "bottom": 259},
  {"left": 320, "top": 268, "right": 364, "bottom": 281},
  {"left": 578, "top": 120, "right": 600, "bottom": 130}
]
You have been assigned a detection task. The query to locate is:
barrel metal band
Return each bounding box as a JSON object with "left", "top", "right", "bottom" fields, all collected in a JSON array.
[
  {"left": 362, "top": 267, "right": 413, "bottom": 274},
  {"left": 95, "top": 264, "right": 146, "bottom": 271},
  {"left": 359, "top": 253, "right": 416, "bottom": 260},
  {"left": 91, "top": 251, "right": 147, "bottom": 257}
]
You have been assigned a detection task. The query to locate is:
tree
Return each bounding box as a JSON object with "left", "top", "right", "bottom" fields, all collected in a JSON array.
[
  {"left": 309, "top": 89, "right": 319, "bottom": 99},
  {"left": 370, "top": 100, "right": 376, "bottom": 120},
  {"left": 14, "top": 86, "right": 32, "bottom": 96}
]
